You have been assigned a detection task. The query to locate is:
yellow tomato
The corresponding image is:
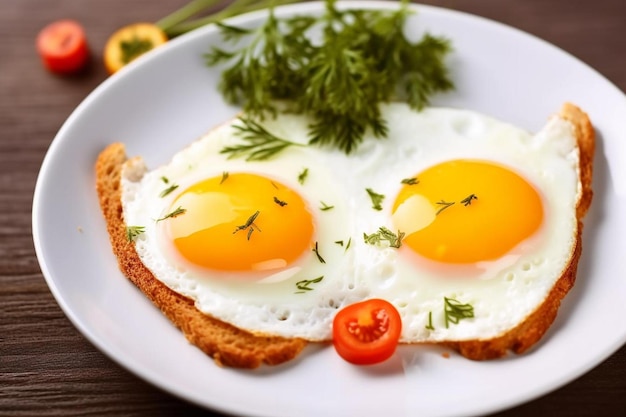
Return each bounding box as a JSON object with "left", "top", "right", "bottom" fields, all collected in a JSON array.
[{"left": 104, "top": 23, "right": 168, "bottom": 74}]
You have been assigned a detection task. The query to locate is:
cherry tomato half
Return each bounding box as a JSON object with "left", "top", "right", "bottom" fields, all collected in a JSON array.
[
  {"left": 36, "top": 20, "right": 90, "bottom": 74},
  {"left": 103, "top": 23, "right": 168, "bottom": 74},
  {"left": 333, "top": 299, "right": 402, "bottom": 365}
]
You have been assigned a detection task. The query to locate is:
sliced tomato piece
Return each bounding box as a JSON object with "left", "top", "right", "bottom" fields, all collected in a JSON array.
[
  {"left": 333, "top": 299, "right": 402, "bottom": 365},
  {"left": 103, "top": 23, "right": 168, "bottom": 74},
  {"left": 36, "top": 20, "right": 90, "bottom": 74}
]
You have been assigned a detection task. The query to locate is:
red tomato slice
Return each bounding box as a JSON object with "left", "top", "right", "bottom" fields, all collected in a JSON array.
[
  {"left": 36, "top": 20, "right": 90, "bottom": 74},
  {"left": 333, "top": 299, "right": 402, "bottom": 365}
]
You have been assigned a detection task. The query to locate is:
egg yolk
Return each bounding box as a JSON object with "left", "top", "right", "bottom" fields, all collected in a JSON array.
[
  {"left": 162, "top": 173, "right": 314, "bottom": 272},
  {"left": 392, "top": 160, "right": 543, "bottom": 264}
]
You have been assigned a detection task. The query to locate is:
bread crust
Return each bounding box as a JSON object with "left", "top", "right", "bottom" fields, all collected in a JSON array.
[
  {"left": 443, "top": 103, "right": 595, "bottom": 359},
  {"left": 95, "top": 102, "right": 594, "bottom": 365},
  {"left": 95, "top": 143, "right": 307, "bottom": 369}
]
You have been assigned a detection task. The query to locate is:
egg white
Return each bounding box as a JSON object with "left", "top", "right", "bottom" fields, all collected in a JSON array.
[{"left": 121, "top": 103, "right": 580, "bottom": 342}]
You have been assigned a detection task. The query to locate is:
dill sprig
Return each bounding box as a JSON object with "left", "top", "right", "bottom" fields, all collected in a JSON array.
[
  {"left": 233, "top": 210, "right": 261, "bottom": 240},
  {"left": 444, "top": 297, "right": 474, "bottom": 328},
  {"left": 220, "top": 115, "right": 302, "bottom": 161},
  {"left": 156, "top": 206, "right": 186, "bottom": 222},
  {"left": 436, "top": 200, "right": 455, "bottom": 215},
  {"left": 205, "top": 0, "right": 454, "bottom": 155},
  {"left": 295, "top": 276, "right": 324, "bottom": 293}
]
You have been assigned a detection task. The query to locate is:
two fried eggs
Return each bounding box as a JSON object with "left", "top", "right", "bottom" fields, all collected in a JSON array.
[{"left": 120, "top": 103, "right": 580, "bottom": 343}]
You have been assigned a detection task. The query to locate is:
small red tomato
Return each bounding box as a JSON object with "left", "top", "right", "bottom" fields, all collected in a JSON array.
[
  {"left": 36, "top": 20, "right": 90, "bottom": 74},
  {"left": 333, "top": 299, "right": 402, "bottom": 365}
]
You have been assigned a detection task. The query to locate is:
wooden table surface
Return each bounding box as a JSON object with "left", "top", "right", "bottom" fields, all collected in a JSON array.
[{"left": 2, "top": 0, "right": 625, "bottom": 415}]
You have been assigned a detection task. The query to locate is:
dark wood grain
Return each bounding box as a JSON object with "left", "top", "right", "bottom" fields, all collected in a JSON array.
[{"left": 1, "top": 1, "right": 625, "bottom": 416}]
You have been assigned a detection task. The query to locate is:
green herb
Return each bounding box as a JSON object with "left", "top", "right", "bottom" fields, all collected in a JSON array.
[
  {"left": 312, "top": 241, "right": 326, "bottom": 264},
  {"left": 159, "top": 184, "right": 179, "bottom": 198},
  {"left": 401, "top": 177, "right": 419, "bottom": 185},
  {"left": 335, "top": 238, "right": 352, "bottom": 252},
  {"left": 220, "top": 171, "right": 229, "bottom": 184},
  {"left": 221, "top": 115, "right": 302, "bottom": 161},
  {"left": 295, "top": 276, "right": 324, "bottom": 293},
  {"left": 233, "top": 210, "right": 261, "bottom": 240},
  {"left": 205, "top": 0, "right": 454, "bottom": 154},
  {"left": 156, "top": 206, "right": 186, "bottom": 222},
  {"left": 159, "top": 0, "right": 304, "bottom": 37},
  {"left": 425, "top": 311, "right": 435, "bottom": 330},
  {"left": 161, "top": 176, "right": 169, "bottom": 184},
  {"left": 366, "top": 188, "right": 385, "bottom": 211},
  {"left": 126, "top": 226, "right": 145, "bottom": 242},
  {"left": 319, "top": 201, "right": 334, "bottom": 211},
  {"left": 364, "top": 226, "right": 404, "bottom": 248},
  {"left": 436, "top": 200, "right": 455, "bottom": 215},
  {"left": 444, "top": 297, "right": 474, "bottom": 328},
  {"left": 461, "top": 193, "right": 478, "bottom": 206},
  {"left": 298, "top": 168, "right": 309, "bottom": 185},
  {"left": 120, "top": 36, "right": 153, "bottom": 64},
  {"left": 273, "top": 196, "right": 288, "bottom": 206}
]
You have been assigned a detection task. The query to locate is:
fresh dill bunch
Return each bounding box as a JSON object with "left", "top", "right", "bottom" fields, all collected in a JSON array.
[
  {"left": 205, "top": 11, "right": 316, "bottom": 118},
  {"left": 205, "top": 0, "right": 454, "bottom": 154}
]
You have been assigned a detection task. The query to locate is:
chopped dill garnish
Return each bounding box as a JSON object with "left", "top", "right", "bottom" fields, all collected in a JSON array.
[
  {"left": 401, "top": 177, "right": 419, "bottom": 185},
  {"left": 461, "top": 193, "right": 478, "bottom": 206},
  {"left": 295, "top": 276, "right": 324, "bottom": 293},
  {"left": 273, "top": 196, "right": 288, "bottom": 206},
  {"left": 298, "top": 168, "right": 309, "bottom": 185},
  {"left": 436, "top": 200, "right": 455, "bottom": 215},
  {"left": 444, "top": 297, "right": 474, "bottom": 328},
  {"left": 366, "top": 188, "right": 385, "bottom": 211},
  {"left": 220, "top": 171, "right": 229, "bottom": 184},
  {"left": 319, "top": 201, "right": 334, "bottom": 211},
  {"left": 159, "top": 184, "right": 179, "bottom": 198},
  {"left": 425, "top": 311, "right": 435, "bottom": 330},
  {"left": 312, "top": 241, "right": 326, "bottom": 264},
  {"left": 156, "top": 206, "right": 186, "bottom": 222},
  {"left": 334, "top": 240, "right": 344, "bottom": 246},
  {"left": 125, "top": 226, "right": 145, "bottom": 242},
  {"left": 233, "top": 210, "right": 261, "bottom": 240},
  {"left": 160, "top": 176, "right": 169, "bottom": 184},
  {"left": 363, "top": 226, "right": 404, "bottom": 248}
]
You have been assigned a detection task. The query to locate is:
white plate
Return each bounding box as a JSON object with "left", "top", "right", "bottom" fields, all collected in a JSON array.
[{"left": 32, "top": 1, "right": 626, "bottom": 416}]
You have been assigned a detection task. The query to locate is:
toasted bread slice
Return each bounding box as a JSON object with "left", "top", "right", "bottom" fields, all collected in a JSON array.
[
  {"left": 95, "top": 103, "right": 594, "bottom": 365},
  {"left": 443, "top": 103, "right": 594, "bottom": 359},
  {"left": 95, "top": 143, "right": 307, "bottom": 369}
]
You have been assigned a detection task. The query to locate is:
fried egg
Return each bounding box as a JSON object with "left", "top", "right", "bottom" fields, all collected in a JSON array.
[{"left": 120, "top": 103, "right": 580, "bottom": 342}]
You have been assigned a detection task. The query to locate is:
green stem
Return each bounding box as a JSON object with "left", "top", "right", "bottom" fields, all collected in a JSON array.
[
  {"left": 156, "top": 0, "right": 227, "bottom": 31},
  {"left": 164, "top": 0, "right": 300, "bottom": 37}
]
